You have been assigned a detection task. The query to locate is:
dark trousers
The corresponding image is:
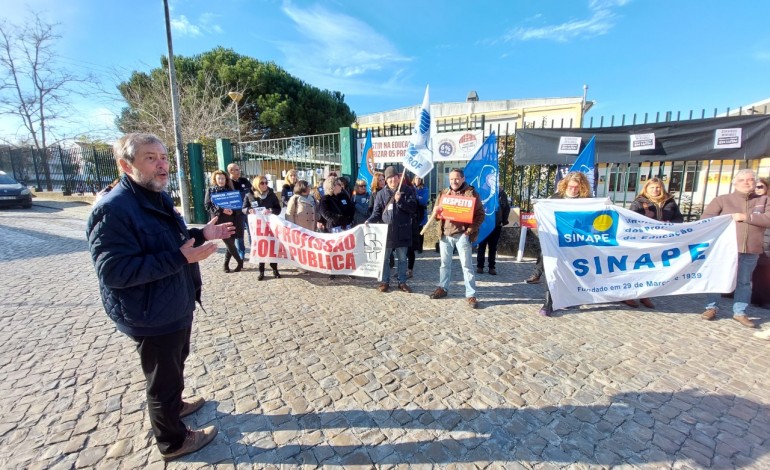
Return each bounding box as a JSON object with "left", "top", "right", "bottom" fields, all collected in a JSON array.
[
  {"left": 477, "top": 225, "right": 502, "bottom": 269},
  {"left": 223, "top": 237, "right": 242, "bottom": 269},
  {"left": 407, "top": 247, "right": 416, "bottom": 270},
  {"left": 533, "top": 255, "right": 544, "bottom": 277},
  {"left": 258, "top": 262, "right": 278, "bottom": 273},
  {"left": 130, "top": 327, "right": 191, "bottom": 454}
]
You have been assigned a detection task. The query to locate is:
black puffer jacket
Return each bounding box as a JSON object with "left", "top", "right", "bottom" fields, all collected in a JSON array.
[
  {"left": 368, "top": 185, "right": 417, "bottom": 249},
  {"left": 86, "top": 176, "right": 205, "bottom": 337},
  {"left": 629, "top": 195, "right": 684, "bottom": 223}
]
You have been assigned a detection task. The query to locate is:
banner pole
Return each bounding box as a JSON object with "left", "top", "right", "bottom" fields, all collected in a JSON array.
[{"left": 516, "top": 227, "right": 527, "bottom": 262}]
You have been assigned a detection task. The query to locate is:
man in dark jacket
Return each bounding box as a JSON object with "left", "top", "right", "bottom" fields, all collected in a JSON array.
[
  {"left": 227, "top": 163, "right": 252, "bottom": 259},
  {"left": 476, "top": 189, "right": 511, "bottom": 276},
  {"left": 700, "top": 169, "right": 770, "bottom": 328},
  {"left": 366, "top": 166, "right": 417, "bottom": 293},
  {"left": 87, "top": 133, "right": 234, "bottom": 461}
]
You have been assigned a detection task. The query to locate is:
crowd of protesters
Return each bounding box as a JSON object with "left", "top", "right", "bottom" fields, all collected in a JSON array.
[{"left": 204, "top": 164, "right": 770, "bottom": 337}]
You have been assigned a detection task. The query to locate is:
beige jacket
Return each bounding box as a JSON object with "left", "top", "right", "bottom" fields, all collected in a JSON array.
[
  {"left": 702, "top": 191, "right": 770, "bottom": 254},
  {"left": 286, "top": 194, "right": 316, "bottom": 231}
]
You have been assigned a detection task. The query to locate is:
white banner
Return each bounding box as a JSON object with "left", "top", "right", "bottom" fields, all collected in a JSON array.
[
  {"left": 358, "top": 130, "right": 484, "bottom": 164},
  {"left": 248, "top": 212, "right": 388, "bottom": 278},
  {"left": 534, "top": 198, "right": 737, "bottom": 310}
]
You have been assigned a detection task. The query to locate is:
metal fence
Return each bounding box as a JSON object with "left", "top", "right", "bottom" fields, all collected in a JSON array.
[
  {"left": 232, "top": 133, "right": 341, "bottom": 190},
  {"left": 0, "top": 145, "right": 183, "bottom": 203}
]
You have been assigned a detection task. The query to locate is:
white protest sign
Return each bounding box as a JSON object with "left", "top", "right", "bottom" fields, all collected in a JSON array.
[
  {"left": 558, "top": 136, "right": 582, "bottom": 154},
  {"left": 630, "top": 133, "right": 656, "bottom": 151},
  {"left": 714, "top": 128, "right": 742, "bottom": 149}
]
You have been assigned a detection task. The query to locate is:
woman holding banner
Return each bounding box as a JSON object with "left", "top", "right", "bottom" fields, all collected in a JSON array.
[
  {"left": 539, "top": 171, "right": 592, "bottom": 316},
  {"left": 627, "top": 177, "right": 684, "bottom": 308},
  {"left": 204, "top": 170, "right": 244, "bottom": 273},
  {"left": 243, "top": 175, "right": 282, "bottom": 280}
]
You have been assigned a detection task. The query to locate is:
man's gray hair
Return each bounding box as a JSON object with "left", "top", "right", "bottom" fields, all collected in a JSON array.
[
  {"left": 734, "top": 168, "right": 756, "bottom": 184},
  {"left": 113, "top": 133, "right": 166, "bottom": 164}
]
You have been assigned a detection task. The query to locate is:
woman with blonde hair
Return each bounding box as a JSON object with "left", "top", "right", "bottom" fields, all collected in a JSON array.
[
  {"left": 281, "top": 169, "right": 299, "bottom": 207},
  {"left": 538, "top": 171, "right": 592, "bottom": 316},
  {"left": 243, "top": 175, "right": 282, "bottom": 280},
  {"left": 626, "top": 177, "right": 683, "bottom": 308},
  {"left": 204, "top": 170, "right": 244, "bottom": 272},
  {"left": 367, "top": 171, "right": 386, "bottom": 216}
]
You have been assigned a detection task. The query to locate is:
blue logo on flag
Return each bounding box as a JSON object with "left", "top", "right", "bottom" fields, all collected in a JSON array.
[{"left": 556, "top": 210, "right": 618, "bottom": 247}]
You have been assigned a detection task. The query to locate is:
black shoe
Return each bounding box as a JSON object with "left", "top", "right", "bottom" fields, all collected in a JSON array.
[
  {"left": 488, "top": 268, "right": 497, "bottom": 275},
  {"left": 258, "top": 272, "right": 265, "bottom": 281},
  {"left": 233, "top": 260, "right": 243, "bottom": 273},
  {"left": 272, "top": 269, "right": 281, "bottom": 279},
  {"left": 476, "top": 267, "right": 484, "bottom": 274}
]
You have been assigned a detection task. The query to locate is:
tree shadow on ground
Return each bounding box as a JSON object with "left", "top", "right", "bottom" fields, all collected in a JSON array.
[{"left": 181, "top": 389, "right": 769, "bottom": 468}]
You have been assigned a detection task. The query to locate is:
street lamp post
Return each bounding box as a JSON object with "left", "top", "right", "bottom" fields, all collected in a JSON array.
[{"left": 228, "top": 91, "right": 244, "bottom": 142}]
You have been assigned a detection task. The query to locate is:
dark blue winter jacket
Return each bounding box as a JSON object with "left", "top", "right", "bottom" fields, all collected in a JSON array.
[{"left": 86, "top": 176, "right": 205, "bottom": 337}]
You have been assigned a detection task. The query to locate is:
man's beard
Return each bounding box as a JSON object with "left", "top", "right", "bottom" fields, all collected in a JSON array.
[{"left": 131, "top": 168, "right": 168, "bottom": 192}]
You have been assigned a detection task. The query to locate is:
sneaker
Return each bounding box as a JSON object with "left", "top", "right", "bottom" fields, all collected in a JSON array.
[
  {"left": 488, "top": 268, "right": 497, "bottom": 275},
  {"left": 429, "top": 287, "right": 448, "bottom": 299},
  {"left": 377, "top": 283, "right": 390, "bottom": 292},
  {"left": 702, "top": 308, "right": 717, "bottom": 320},
  {"left": 398, "top": 283, "right": 413, "bottom": 293},
  {"left": 639, "top": 298, "right": 655, "bottom": 309},
  {"left": 622, "top": 300, "right": 640, "bottom": 308},
  {"left": 754, "top": 329, "right": 770, "bottom": 340},
  {"left": 406, "top": 269, "right": 413, "bottom": 279},
  {"left": 161, "top": 426, "right": 218, "bottom": 461},
  {"left": 467, "top": 297, "right": 478, "bottom": 309},
  {"left": 476, "top": 267, "right": 484, "bottom": 274},
  {"left": 733, "top": 315, "right": 756, "bottom": 328},
  {"left": 525, "top": 275, "right": 541, "bottom": 284},
  {"left": 180, "top": 397, "right": 205, "bottom": 418}
]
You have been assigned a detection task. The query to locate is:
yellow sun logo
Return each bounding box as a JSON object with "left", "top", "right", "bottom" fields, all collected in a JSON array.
[{"left": 592, "top": 214, "right": 614, "bottom": 232}]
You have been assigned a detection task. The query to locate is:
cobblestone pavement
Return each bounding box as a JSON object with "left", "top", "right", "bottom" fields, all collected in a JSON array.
[{"left": 1, "top": 200, "right": 769, "bottom": 469}]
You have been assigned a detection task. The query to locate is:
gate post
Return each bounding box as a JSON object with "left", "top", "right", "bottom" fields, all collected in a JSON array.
[
  {"left": 339, "top": 127, "right": 357, "bottom": 183},
  {"left": 187, "top": 142, "right": 207, "bottom": 224},
  {"left": 216, "top": 138, "right": 233, "bottom": 171}
]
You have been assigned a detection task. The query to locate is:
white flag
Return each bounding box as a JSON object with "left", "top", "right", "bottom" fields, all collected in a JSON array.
[{"left": 404, "top": 85, "right": 434, "bottom": 178}]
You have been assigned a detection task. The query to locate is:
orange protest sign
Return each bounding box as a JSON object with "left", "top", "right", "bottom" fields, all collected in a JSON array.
[
  {"left": 520, "top": 212, "right": 538, "bottom": 229},
  {"left": 438, "top": 195, "right": 476, "bottom": 224}
]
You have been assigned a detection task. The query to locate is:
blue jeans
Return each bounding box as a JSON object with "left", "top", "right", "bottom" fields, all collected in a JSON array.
[
  {"left": 236, "top": 219, "right": 250, "bottom": 259},
  {"left": 382, "top": 246, "right": 408, "bottom": 284},
  {"left": 705, "top": 253, "right": 759, "bottom": 316},
  {"left": 438, "top": 234, "right": 476, "bottom": 298}
]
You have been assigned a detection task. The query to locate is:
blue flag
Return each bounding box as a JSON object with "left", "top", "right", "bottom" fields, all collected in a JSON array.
[
  {"left": 356, "top": 129, "right": 374, "bottom": 188},
  {"left": 464, "top": 132, "right": 498, "bottom": 245},
  {"left": 568, "top": 135, "right": 596, "bottom": 194},
  {"left": 554, "top": 136, "right": 596, "bottom": 193}
]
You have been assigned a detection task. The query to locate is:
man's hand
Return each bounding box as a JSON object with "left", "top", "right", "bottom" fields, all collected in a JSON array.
[
  {"left": 394, "top": 191, "right": 402, "bottom": 202},
  {"left": 202, "top": 216, "right": 235, "bottom": 240},
  {"left": 732, "top": 213, "right": 748, "bottom": 222},
  {"left": 180, "top": 239, "right": 217, "bottom": 263}
]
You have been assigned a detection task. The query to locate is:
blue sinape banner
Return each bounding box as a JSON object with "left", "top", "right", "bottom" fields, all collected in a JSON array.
[
  {"left": 464, "top": 132, "right": 498, "bottom": 245},
  {"left": 210, "top": 190, "right": 243, "bottom": 210}
]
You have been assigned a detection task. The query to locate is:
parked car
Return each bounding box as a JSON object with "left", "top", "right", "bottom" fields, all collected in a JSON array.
[{"left": 0, "top": 171, "right": 33, "bottom": 208}]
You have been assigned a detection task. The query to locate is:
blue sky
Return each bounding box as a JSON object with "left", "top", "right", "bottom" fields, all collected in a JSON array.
[{"left": 2, "top": 0, "right": 769, "bottom": 143}]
